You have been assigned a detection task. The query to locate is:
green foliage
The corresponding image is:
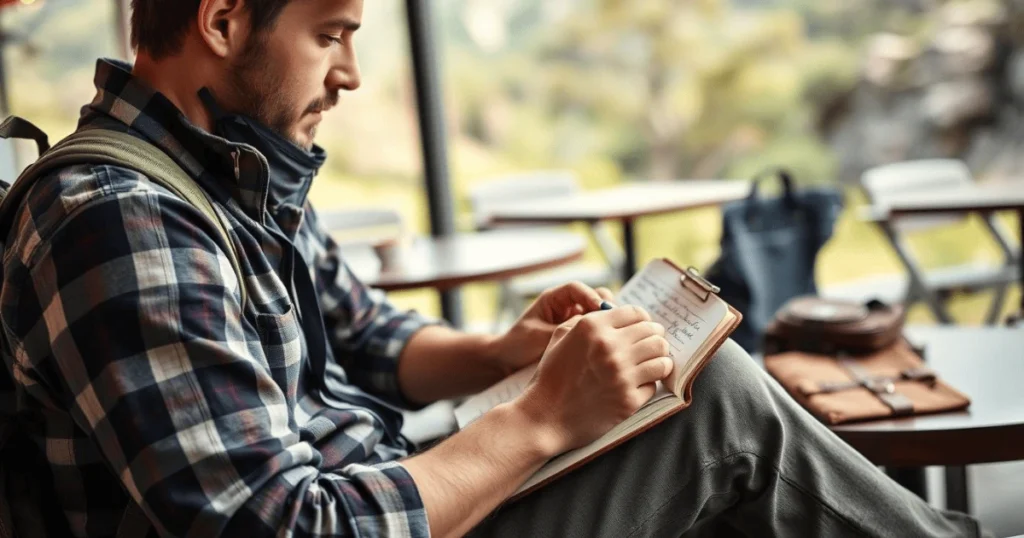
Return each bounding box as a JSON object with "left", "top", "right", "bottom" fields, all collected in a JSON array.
[
  {"left": 6, "top": 0, "right": 1015, "bottom": 326},
  {"left": 436, "top": 0, "right": 875, "bottom": 182}
]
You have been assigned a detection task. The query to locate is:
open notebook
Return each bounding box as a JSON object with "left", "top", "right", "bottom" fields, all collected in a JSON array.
[{"left": 454, "top": 259, "right": 741, "bottom": 499}]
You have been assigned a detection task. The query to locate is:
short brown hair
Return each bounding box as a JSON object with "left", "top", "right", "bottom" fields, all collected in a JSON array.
[{"left": 130, "top": 0, "right": 291, "bottom": 60}]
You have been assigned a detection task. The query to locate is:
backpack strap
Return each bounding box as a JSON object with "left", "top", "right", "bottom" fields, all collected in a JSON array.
[
  {"left": 0, "top": 128, "right": 248, "bottom": 307},
  {"left": 0, "top": 117, "right": 49, "bottom": 155}
]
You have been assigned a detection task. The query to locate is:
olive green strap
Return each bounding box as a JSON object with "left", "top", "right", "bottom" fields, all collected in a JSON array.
[{"left": 3, "top": 129, "right": 247, "bottom": 306}]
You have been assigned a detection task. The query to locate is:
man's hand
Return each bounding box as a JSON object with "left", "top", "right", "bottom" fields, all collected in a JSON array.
[
  {"left": 514, "top": 305, "right": 674, "bottom": 453},
  {"left": 490, "top": 281, "right": 615, "bottom": 376},
  {"left": 401, "top": 302, "right": 672, "bottom": 538}
]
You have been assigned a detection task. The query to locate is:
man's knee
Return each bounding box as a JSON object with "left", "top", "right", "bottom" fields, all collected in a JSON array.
[
  {"left": 698, "top": 339, "right": 769, "bottom": 396},
  {"left": 692, "top": 339, "right": 785, "bottom": 426}
]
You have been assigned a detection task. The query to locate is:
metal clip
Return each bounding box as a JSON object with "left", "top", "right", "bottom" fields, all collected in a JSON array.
[{"left": 680, "top": 266, "right": 721, "bottom": 302}]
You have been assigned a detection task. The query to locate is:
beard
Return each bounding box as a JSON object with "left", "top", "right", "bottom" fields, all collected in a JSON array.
[{"left": 226, "top": 33, "right": 338, "bottom": 150}]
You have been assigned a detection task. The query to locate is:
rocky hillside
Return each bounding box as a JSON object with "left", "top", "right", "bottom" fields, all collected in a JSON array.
[{"left": 820, "top": 0, "right": 1024, "bottom": 182}]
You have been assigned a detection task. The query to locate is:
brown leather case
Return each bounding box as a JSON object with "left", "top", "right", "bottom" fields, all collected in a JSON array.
[
  {"left": 764, "top": 296, "right": 905, "bottom": 356},
  {"left": 764, "top": 339, "right": 971, "bottom": 425}
]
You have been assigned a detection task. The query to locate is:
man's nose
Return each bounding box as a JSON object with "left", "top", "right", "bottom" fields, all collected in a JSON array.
[{"left": 328, "top": 53, "right": 361, "bottom": 92}]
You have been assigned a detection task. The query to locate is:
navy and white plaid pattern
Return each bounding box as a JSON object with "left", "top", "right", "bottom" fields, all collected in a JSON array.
[{"left": 0, "top": 59, "right": 433, "bottom": 537}]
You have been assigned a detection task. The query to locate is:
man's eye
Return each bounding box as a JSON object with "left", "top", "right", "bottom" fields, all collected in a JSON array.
[{"left": 322, "top": 35, "right": 343, "bottom": 45}]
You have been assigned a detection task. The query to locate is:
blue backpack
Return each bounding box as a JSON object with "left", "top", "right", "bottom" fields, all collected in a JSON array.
[{"left": 704, "top": 169, "right": 844, "bottom": 352}]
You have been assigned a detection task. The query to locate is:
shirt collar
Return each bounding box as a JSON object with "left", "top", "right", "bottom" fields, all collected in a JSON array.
[{"left": 79, "top": 58, "right": 311, "bottom": 222}]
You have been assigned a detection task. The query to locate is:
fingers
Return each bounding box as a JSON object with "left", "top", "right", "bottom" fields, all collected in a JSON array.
[
  {"left": 589, "top": 304, "right": 651, "bottom": 328},
  {"left": 544, "top": 281, "right": 603, "bottom": 314},
  {"left": 618, "top": 320, "right": 665, "bottom": 344},
  {"left": 596, "top": 287, "right": 614, "bottom": 302},
  {"left": 629, "top": 334, "right": 672, "bottom": 364},
  {"left": 561, "top": 303, "right": 586, "bottom": 321},
  {"left": 551, "top": 314, "right": 584, "bottom": 345},
  {"left": 633, "top": 357, "right": 674, "bottom": 386},
  {"left": 631, "top": 382, "right": 659, "bottom": 409}
]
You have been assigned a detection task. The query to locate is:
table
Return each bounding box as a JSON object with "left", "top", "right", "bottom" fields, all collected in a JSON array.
[
  {"left": 342, "top": 229, "right": 586, "bottom": 292},
  {"left": 486, "top": 180, "right": 750, "bottom": 279},
  {"left": 830, "top": 326, "right": 1024, "bottom": 512},
  {"left": 863, "top": 184, "right": 1024, "bottom": 313}
]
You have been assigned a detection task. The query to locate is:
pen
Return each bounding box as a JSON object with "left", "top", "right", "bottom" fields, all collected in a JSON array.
[{"left": 600, "top": 301, "right": 615, "bottom": 311}]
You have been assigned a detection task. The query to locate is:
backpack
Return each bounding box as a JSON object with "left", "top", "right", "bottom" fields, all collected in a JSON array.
[
  {"left": 0, "top": 116, "right": 249, "bottom": 537},
  {"left": 703, "top": 169, "right": 844, "bottom": 352}
]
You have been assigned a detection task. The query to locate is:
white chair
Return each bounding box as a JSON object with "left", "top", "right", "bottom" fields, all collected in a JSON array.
[
  {"left": 316, "top": 208, "right": 406, "bottom": 239},
  {"left": 317, "top": 208, "right": 407, "bottom": 282},
  {"left": 469, "top": 171, "right": 625, "bottom": 329},
  {"left": 855, "top": 160, "right": 1019, "bottom": 324}
]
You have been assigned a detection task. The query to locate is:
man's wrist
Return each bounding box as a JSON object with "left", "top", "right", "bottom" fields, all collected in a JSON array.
[
  {"left": 476, "top": 332, "right": 514, "bottom": 378},
  {"left": 495, "top": 400, "right": 565, "bottom": 460}
]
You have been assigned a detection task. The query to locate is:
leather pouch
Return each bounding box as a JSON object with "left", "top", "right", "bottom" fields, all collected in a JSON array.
[
  {"left": 764, "top": 339, "right": 971, "bottom": 425},
  {"left": 763, "top": 296, "right": 905, "bottom": 356}
]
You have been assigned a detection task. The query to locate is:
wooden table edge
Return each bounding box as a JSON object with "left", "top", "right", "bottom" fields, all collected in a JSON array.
[
  {"left": 487, "top": 198, "right": 739, "bottom": 226},
  {"left": 833, "top": 421, "right": 1024, "bottom": 466},
  {"left": 371, "top": 249, "right": 585, "bottom": 292}
]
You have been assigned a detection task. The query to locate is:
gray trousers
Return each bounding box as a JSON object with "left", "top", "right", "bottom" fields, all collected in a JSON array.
[{"left": 469, "top": 339, "right": 987, "bottom": 538}]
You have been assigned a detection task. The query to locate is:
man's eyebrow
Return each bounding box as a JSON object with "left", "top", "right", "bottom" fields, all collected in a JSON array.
[{"left": 321, "top": 17, "right": 361, "bottom": 32}]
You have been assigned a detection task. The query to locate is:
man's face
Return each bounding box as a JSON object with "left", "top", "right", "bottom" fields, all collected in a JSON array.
[{"left": 223, "top": 0, "right": 363, "bottom": 149}]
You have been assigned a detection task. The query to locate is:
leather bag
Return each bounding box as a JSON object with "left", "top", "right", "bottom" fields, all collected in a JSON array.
[
  {"left": 763, "top": 296, "right": 971, "bottom": 425},
  {"left": 763, "top": 296, "right": 905, "bottom": 356}
]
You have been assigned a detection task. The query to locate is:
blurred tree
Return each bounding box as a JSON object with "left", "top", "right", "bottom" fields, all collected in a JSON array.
[{"left": 445, "top": 0, "right": 865, "bottom": 183}]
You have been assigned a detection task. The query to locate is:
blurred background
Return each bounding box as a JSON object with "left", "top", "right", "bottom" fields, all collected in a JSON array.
[
  {"left": 3, "top": 0, "right": 1024, "bottom": 534},
  {"left": 4, "top": 0, "right": 1020, "bottom": 326}
]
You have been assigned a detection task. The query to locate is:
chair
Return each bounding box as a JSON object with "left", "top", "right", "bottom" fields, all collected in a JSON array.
[
  {"left": 857, "top": 160, "right": 1019, "bottom": 324},
  {"left": 316, "top": 208, "right": 406, "bottom": 282},
  {"left": 316, "top": 208, "right": 463, "bottom": 441},
  {"left": 469, "top": 171, "right": 625, "bottom": 329},
  {"left": 316, "top": 207, "right": 406, "bottom": 244}
]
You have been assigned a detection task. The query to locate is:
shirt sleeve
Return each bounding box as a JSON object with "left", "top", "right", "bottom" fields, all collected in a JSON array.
[
  {"left": 306, "top": 208, "right": 440, "bottom": 409},
  {"left": 4, "top": 172, "right": 430, "bottom": 537}
]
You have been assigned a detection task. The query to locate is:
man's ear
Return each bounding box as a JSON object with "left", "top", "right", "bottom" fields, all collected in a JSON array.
[{"left": 196, "top": 0, "right": 251, "bottom": 59}]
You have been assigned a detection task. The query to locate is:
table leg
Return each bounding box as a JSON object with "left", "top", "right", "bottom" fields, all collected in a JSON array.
[
  {"left": 944, "top": 466, "right": 969, "bottom": 513},
  {"left": 622, "top": 219, "right": 638, "bottom": 281},
  {"left": 886, "top": 466, "right": 928, "bottom": 501},
  {"left": 1019, "top": 209, "right": 1023, "bottom": 312},
  {"left": 880, "top": 222, "right": 954, "bottom": 324},
  {"left": 440, "top": 289, "right": 464, "bottom": 329}
]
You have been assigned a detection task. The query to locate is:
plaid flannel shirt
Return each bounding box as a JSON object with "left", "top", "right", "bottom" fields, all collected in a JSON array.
[{"left": 0, "top": 59, "right": 434, "bottom": 538}]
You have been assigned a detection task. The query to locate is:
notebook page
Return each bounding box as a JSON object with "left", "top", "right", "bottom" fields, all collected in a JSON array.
[
  {"left": 615, "top": 260, "right": 727, "bottom": 396},
  {"left": 454, "top": 363, "right": 675, "bottom": 429},
  {"left": 454, "top": 363, "right": 536, "bottom": 428}
]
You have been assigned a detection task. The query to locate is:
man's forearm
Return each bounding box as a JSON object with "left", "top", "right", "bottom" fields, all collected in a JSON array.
[
  {"left": 397, "top": 325, "right": 507, "bottom": 405},
  {"left": 401, "top": 401, "right": 560, "bottom": 538}
]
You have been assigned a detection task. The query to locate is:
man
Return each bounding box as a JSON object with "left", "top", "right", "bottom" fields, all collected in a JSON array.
[{"left": 0, "top": 0, "right": 988, "bottom": 536}]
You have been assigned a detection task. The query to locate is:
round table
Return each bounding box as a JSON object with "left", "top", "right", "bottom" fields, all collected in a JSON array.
[
  {"left": 830, "top": 326, "right": 1024, "bottom": 511},
  {"left": 485, "top": 181, "right": 750, "bottom": 279},
  {"left": 343, "top": 229, "right": 586, "bottom": 292}
]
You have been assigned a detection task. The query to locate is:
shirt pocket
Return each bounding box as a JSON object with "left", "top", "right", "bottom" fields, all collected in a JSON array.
[{"left": 255, "top": 305, "right": 303, "bottom": 404}]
